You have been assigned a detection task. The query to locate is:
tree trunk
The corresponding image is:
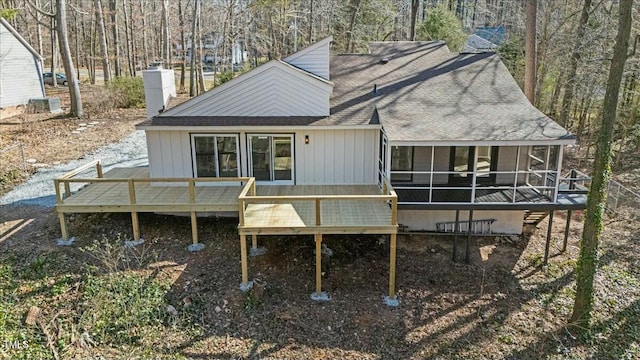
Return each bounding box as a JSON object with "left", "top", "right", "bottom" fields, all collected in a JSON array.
[
  {"left": 346, "top": 0, "right": 362, "bottom": 53},
  {"left": 178, "top": 0, "right": 186, "bottom": 93},
  {"left": 108, "top": 0, "right": 121, "bottom": 77},
  {"left": 162, "top": 0, "right": 170, "bottom": 68},
  {"left": 570, "top": 0, "right": 633, "bottom": 332},
  {"left": 558, "top": 0, "right": 592, "bottom": 127},
  {"left": 139, "top": 0, "right": 149, "bottom": 69},
  {"left": 56, "top": 0, "right": 83, "bottom": 118},
  {"left": 121, "top": 0, "right": 132, "bottom": 76},
  {"left": 409, "top": 0, "right": 419, "bottom": 41},
  {"left": 50, "top": 3, "right": 57, "bottom": 88},
  {"left": 524, "top": 0, "right": 536, "bottom": 104},
  {"left": 94, "top": 0, "right": 111, "bottom": 84},
  {"left": 189, "top": 0, "right": 200, "bottom": 97}
]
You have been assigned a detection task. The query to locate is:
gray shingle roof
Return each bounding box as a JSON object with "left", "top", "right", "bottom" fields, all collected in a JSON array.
[
  {"left": 147, "top": 40, "right": 573, "bottom": 143},
  {"left": 327, "top": 41, "right": 573, "bottom": 142}
]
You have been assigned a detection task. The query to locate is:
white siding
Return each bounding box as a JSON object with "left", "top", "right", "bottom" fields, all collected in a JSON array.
[
  {"left": 146, "top": 128, "right": 379, "bottom": 185},
  {"left": 0, "top": 21, "right": 44, "bottom": 107},
  {"left": 284, "top": 37, "right": 331, "bottom": 80},
  {"left": 296, "top": 129, "right": 378, "bottom": 185},
  {"left": 146, "top": 130, "right": 192, "bottom": 181},
  {"left": 399, "top": 209, "right": 524, "bottom": 234},
  {"left": 159, "top": 61, "right": 332, "bottom": 117}
]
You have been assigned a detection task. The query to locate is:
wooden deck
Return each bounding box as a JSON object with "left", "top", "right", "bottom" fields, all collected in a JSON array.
[
  {"left": 241, "top": 184, "right": 396, "bottom": 235},
  {"left": 57, "top": 167, "right": 243, "bottom": 213}
]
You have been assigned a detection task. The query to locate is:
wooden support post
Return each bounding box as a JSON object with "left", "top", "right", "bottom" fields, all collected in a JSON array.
[
  {"left": 190, "top": 212, "right": 198, "bottom": 244},
  {"left": 131, "top": 213, "right": 140, "bottom": 241},
  {"left": 388, "top": 233, "right": 397, "bottom": 300},
  {"left": 315, "top": 233, "right": 322, "bottom": 295},
  {"left": 315, "top": 199, "right": 321, "bottom": 226},
  {"left": 465, "top": 210, "right": 474, "bottom": 264},
  {"left": 452, "top": 210, "right": 460, "bottom": 262},
  {"left": 240, "top": 234, "right": 249, "bottom": 286},
  {"left": 128, "top": 179, "right": 140, "bottom": 241},
  {"left": 563, "top": 210, "right": 572, "bottom": 252},
  {"left": 544, "top": 211, "right": 554, "bottom": 264},
  {"left": 58, "top": 212, "right": 68, "bottom": 240},
  {"left": 252, "top": 234, "right": 258, "bottom": 249},
  {"left": 96, "top": 162, "right": 103, "bottom": 178},
  {"left": 64, "top": 182, "right": 71, "bottom": 199}
]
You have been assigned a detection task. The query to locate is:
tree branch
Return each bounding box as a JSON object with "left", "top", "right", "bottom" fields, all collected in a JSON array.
[{"left": 26, "top": 0, "right": 55, "bottom": 18}]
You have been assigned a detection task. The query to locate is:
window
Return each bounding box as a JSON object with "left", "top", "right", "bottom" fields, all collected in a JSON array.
[
  {"left": 391, "top": 146, "right": 413, "bottom": 182},
  {"left": 191, "top": 134, "right": 239, "bottom": 178},
  {"left": 449, "top": 146, "right": 499, "bottom": 184}
]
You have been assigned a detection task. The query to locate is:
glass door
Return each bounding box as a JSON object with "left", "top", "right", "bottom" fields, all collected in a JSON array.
[{"left": 248, "top": 135, "right": 294, "bottom": 183}]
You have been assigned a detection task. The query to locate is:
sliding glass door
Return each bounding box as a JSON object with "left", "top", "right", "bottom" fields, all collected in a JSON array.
[{"left": 248, "top": 135, "right": 294, "bottom": 183}]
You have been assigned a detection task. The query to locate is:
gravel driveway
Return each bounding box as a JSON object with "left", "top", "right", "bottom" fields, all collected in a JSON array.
[{"left": 0, "top": 130, "right": 148, "bottom": 207}]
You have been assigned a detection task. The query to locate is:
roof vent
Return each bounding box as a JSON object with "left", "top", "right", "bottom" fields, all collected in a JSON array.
[
  {"left": 373, "top": 84, "right": 378, "bottom": 95},
  {"left": 380, "top": 57, "right": 390, "bottom": 64}
]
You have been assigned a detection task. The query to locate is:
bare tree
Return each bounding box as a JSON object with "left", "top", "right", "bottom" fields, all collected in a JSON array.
[
  {"left": 29, "top": 0, "right": 83, "bottom": 117},
  {"left": 108, "top": 0, "right": 121, "bottom": 77},
  {"left": 524, "top": 0, "right": 536, "bottom": 103},
  {"left": 94, "top": 0, "right": 111, "bottom": 83},
  {"left": 558, "top": 0, "right": 593, "bottom": 127},
  {"left": 570, "top": 0, "right": 633, "bottom": 332}
]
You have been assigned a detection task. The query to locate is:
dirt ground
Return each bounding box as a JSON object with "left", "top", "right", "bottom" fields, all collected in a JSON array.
[{"left": 1, "top": 86, "right": 639, "bottom": 359}]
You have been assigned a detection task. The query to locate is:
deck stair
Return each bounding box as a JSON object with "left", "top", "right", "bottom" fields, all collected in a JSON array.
[
  {"left": 523, "top": 210, "right": 549, "bottom": 226},
  {"left": 436, "top": 219, "right": 496, "bottom": 234}
]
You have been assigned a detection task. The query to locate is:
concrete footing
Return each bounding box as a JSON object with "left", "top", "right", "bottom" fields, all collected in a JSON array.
[
  {"left": 187, "top": 243, "right": 206, "bottom": 252},
  {"left": 239, "top": 281, "right": 254, "bottom": 292},
  {"left": 125, "top": 239, "right": 145, "bottom": 247},
  {"left": 384, "top": 296, "right": 400, "bottom": 307},
  {"left": 310, "top": 291, "right": 331, "bottom": 302},
  {"left": 56, "top": 237, "right": 76, "bottom": 246},
  {"left": 249, "top": 247, "right": 267, "bottom": 256}
]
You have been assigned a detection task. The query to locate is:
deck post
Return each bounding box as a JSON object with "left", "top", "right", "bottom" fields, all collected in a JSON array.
[
  {"left": 384, "top": 233, "right": 399, "bottom": 307},
  {"left": 563, "top": 210, "right": 572, "bottom": 252},
  {"left": 544, "top": 211, "right": 554, "bottom": 265},
  {"left": 452, "top": 210, "right": 460, "bottom": 262},
  {"left": 465, "top": 210, "right": 474, "bottom": 264},
  {"left": 58, "top": 212, "right": 68, "bottom": 240},
  {"left": 186, "top": 180, "right": 205, "bottom": 252},
  {"left": 311, "top": 233, "right": 329, "bottom": 301},
  {"left": 249, "top": 234, "right": 267, "bottom": 256},
  {"left": 239, "top": 234, "right": 253, "bottom": 291},
  {"left": 128, "top": 179, "right": 141, "bottom": 242}
]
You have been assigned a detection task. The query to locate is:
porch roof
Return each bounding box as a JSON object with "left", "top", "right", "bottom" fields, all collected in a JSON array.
[{"left": 328, "top": 41, "right": 574, "bottom": 142}]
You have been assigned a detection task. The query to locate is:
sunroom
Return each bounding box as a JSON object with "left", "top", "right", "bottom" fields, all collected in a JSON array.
[{"left": 387, "top": 143, "right": 563, "bottom": 206}]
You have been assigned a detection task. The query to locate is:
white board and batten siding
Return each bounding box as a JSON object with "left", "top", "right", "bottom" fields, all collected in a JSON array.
[
  {"left": 145, "top": 128, "right": 379, "bottom": 185},
  {"left": 158, "top": 61, "right": 332, "bottom": 118},
  {"left": 283, "top": 37, "right": 332, "bottom": 80},
  {"left": 0, "top": 18, "right": 44, "bottom": 108}
]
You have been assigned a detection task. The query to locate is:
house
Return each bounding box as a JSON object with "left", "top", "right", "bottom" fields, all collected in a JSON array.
[
  {"left": 463, "top": 25, "right": 506, "bottom": 53},
  {"left": 0, "top": 18, "right": 45, "bottom": 109},
  {"left": 138, "top": 38, "right": 584, "bottom": 235},
  {"left": 55, "top": 38, "right": 586, "bottom": 305}
]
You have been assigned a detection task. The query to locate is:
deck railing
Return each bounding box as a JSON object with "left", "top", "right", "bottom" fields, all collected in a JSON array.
[
  {"left": 238, "top": 176, "right": 398, "bottom": 228},
  {"left": 390, "top": 169, "right": 565, "bottom": 205},
  {"left": 54, "top": 161, "right": 253, "bottom": 208}
]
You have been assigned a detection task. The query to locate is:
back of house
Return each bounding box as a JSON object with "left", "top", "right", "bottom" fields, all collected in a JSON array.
[{"left": 139, "top": 38, "right": 585, "bottom": 235}]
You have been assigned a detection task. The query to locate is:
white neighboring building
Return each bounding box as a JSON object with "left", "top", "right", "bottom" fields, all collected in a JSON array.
[{"left": 0, "top": 18, "right": 45, "bottom": 108}]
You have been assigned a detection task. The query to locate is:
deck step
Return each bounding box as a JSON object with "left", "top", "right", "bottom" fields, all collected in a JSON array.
[{"left": 523, "top": 210, "right": 549, "bottom": 225}]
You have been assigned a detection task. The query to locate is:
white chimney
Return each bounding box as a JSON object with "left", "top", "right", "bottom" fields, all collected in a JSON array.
[{"left": 142, "top": 68, "right": 176, "bottom": 119}]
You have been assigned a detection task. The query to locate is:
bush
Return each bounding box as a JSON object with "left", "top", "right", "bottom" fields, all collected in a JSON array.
[
  {"left": 416, "top": 5, "right": 466, "bottom": 52},
  {"left": 108, "top": 77, "right": 145, "bottom": 108}
]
